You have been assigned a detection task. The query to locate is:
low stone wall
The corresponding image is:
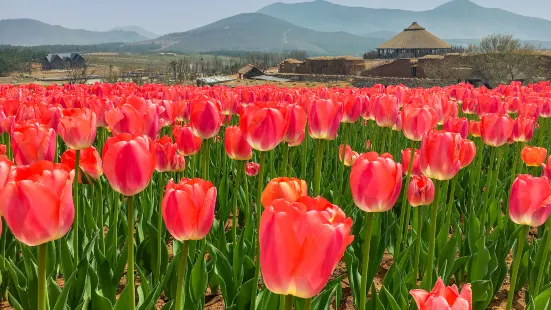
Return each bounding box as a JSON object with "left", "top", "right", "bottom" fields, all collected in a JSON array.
[{"left": 271, "top": 73, "right": 457, "bottom": 88}]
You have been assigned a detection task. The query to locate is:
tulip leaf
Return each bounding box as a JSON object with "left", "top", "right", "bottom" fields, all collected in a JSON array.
[
  {"left": 311, "top": 276, "right": 343, "bottom": 310},
  {"left": 135, "top": 265, "right": 151, "bottom": 308},
  {"left": 470, "top": 280, "right": 491, "bottom": 302},
  {"left": 189, "top": 248, "right": 208, "bottom": 304},
  {"left": 469, "top": 236, "right": 491, "bottom": 281},
  {"left": 438, "top": 231, "right": 458, "bottom": 282},
  {"left": 48, "top": 278, "right": 61, "bottom": 309},
  {"left": 53, "top": 271, "right": 77, "bottom": 310},
  {"left": 255, "top": 288, "right": 281, "bottom": 310},
  {"left": 234, "top": 278, "right": 254, "bottom": 310},
  {"left": 113, "top": 284, "right": 130, "bottom": 310},
  {"left": 382, "top": 286, "right": 401, "bottom": 310},
  {"left": 207, "top": 242, "right": 236, "bottom": 306},
  {"left": 138, "top": 250, "right": 178, "bottom": 310},
  {"left": 344, "top": 247, "right": 361, "bottom": 308},
  {"left": 60, "top": 238, "right": 75, "bottom": 279},
  {"left": 8, "top": 292, "right": 25, "bottom": 310},
  {"left": 533, "top": 286, "right": 551, "bottom": 309}
]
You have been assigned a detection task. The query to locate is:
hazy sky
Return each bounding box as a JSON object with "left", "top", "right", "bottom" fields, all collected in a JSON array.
[{"left": 1, "top": 0, "right": 550, "bottom": 35}]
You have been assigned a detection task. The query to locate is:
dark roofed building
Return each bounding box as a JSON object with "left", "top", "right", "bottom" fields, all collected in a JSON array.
[
  {"left": 237, "top": 64, "right": 264, "bottom": 79},
  {"left": 377, "top": 22, "right": 452, "bottom": 59},
  {"left": 42, "top": 53, "right": 86, "bottom": 70}
]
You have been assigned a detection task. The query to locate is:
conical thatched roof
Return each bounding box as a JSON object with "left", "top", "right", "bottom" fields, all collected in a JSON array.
[{"left": 377, "top": 22, "right": 451, "bottom": 49}]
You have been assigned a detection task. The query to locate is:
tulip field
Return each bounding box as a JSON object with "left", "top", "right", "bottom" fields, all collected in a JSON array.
[{"left": 2, "top": 81, "right": 551, "bottom": 310}]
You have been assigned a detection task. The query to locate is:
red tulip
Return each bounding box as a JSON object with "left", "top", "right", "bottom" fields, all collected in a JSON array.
[
  {"left": 224, "top": 126, "right": 253, "bottom": 161},
  {"left": 259, "top": 196, "right": 353, "bottom": 298},
  {"left": 102, "top": 133, "right": 155, "bottom": 196},
  {"left": 542, "top": 156, "right": 551, "bottom": 179},
  {"left": 282, "top": 104, "right": 307, "bottom": 144},
  {"left": 407, "top": 175, "right": 435, "bottom": 207},
  {"left": 307, "top": 99, "right": 343, "bottom": 140},
  {"left": 521, "top": 146, "right": 547, "bottom": 167},
  {"left": 11, "top": 122, "right": 56, "bottom": 166},
  {"left": 339, "top": 144, "right": 359, "bottom": 167},
  {"left": 288, "top": 131, "right": 305, "bottom": 147},
  {"left": 461, "top": 98, "right": 476, "bottom": 115},
  {"left": 374, "top": 95, "right": 399, "bottom": 128},
  {"left": 0, "top": 156, "right": 13, "bottom": 195},
  {"left": 519, "top": 103, "right": 540, "bottom": 120},
  {"left": 443, "top": 117, "right": 469, "bottom": 139},
  {"left": 341, "top": 95, "right": 363, "bottom": 123},
  {"left": 172, "top": 125, "right": 202, "bottom": 156},
  {"left": 190, "top": 99, "right": 221, "bottom": 139},
  {"left": 420, "top": 130, "right": 462, "bottom": 180},
  {"left": 476, "top": 95, "right": 505, "bottom": 118},
  {"left": 155, "top": 136, "right": 186, "bottom": 172},
  {"left": 245, "top": 162, "right": 260, "bottom": 176},
  {"left": 162, "top": 178, "right": 216, "bottom": 240},
  {"left": 410, "top": 278, "right": 472, "bottom": 310},
  {"left": 509, "top": 174, "right": 551, "bottom": 227},
  {"left": 350, "top": 152, "right": 402, "bottom": 212},
  {"left": 58, "top": 108, "right": 97, "bottom": 150},
  {"left": 401, "top": 148, "right": 422, "bottom": 176},
  {"left": 0, "top": 144, "right": 5, "bottom": 155},
  {"left": 105, "top": 104, "right": 144, "bottom": 136},
  {"left": 401, "top": 105, "right": 435, "bottom": 141},
  {"left": 240, "top": 103, "right": 286, "bottom": 151},
  {"left": 469, "top": 120, "right": 481, "bottom": 138},
  {"left": 512, "top": 117, "right": 536, "bottom": 142},
  {"left": 480, "top": 114, "right": 514, "bottom": 147},
  {"left": 60, "top": 147, "right": 103, "bottom": 183},
  {"left": 459, "top": 139, "right": 476, "bottom": 169},
  {"left": 506, "top": 97, "right": 520, "bottom": 114},
  {"left": 0, "top": 161, "right": 74, "bottom": 246},
  {"left": 261, "top": 177, "right": 308, "bottom": 207}
]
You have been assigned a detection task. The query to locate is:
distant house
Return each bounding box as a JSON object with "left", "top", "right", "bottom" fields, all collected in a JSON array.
[
  {"left": 42, "top": 53, "right": 86, "bottom": 70},
  {"left": 279, "top": 56, "right": 365, "bottom": 75},
  {"left": 237, "top": 64, "right": 264, "bottom": 79},
  {"left": 376, "top": 22, "right": 452, "bottom": 59}
]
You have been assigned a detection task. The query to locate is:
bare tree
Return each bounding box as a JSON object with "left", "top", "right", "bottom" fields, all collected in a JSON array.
[
  {"left": 67, "top": 62, "right": 96, "bottom": 85},
  {"left": 422, "top": 56, "right": 470, "bottom": 81},
  {"left": 466, "top": 34, "right": 546, "bottom": 86}
]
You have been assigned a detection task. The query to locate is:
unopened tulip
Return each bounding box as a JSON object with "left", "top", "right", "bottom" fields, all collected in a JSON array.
[
  {"left": 261, "top": 177, "right": 308, "bottom": 207},
  {"left": 461, "top": 98, "right": 476, "bottom": 115},
  {"left": 459, "top": 139, "right": 476, "bottom": 169},
  {"left": 0, "top": 156, "right": 13, "bottom": 194},
  {"left": 509, "top": 174, "right": 551, "bottom": 227},
  {"left": 341, "top": 95, "right": 363, "bottom": 123},
  {"left": 58, "top": 108, "right": 97, "bottom": 150},
  {"left": 282, "top": 104, "right": 307, "bottom": 143},
  {"left": 240, "top": 103, "right": 286, "bottom": 151},
  {"left": 307, "top": 99, "right": 343, "bottom": 140},
  {"left": 512, "top": 117, "right": 536, "bottom": 142},
  {"left": 173, "top": 125, "right": 202, "bottom": 156},
  {"left": 245, "top": 162, "right": 260, "bottom": 176},
  {"left": 350, "top": 152, "right": 402, "bottom": 212},
  {"left": 407, "top": 175, "right": 435, "bottom": 207},
  {"left": 420, "top": 130, "right": 462, "bottom": 180},
  {"left": 224, "top": 126, "right": 253, "bottom": 161},
  {"left": 469, "top": 120, "right": 481, "bottom": 138},
  {"left": 155, "top": 136, "right": 185, "bottom": 172},
  {"left": 410, "top": 278, "right": 472, "bottom": 310},
  {"left": 542, "top": 156, "right": 551, "bottom": 179},
  {"left": 521, "top": 146, "right": 547, "bottom": 167},
  {"left": 260, "top": 196, "right": 353, "bottom": 298},
  {"left": 443, "top": 117, "right": 469, "bottom": 139},
  {"left": 102, "top": 133, "right": 155, "bottom": 196},
  {"left": 519, "top": 103, "right": 540, "bottom": 120},
  {"left": 401, "top": 148, "right": 422, "bottom": 176},
  {"left": 0, "top": 161, "right": 74, "bottom": 246},
  {"left": 339, "top": 144, "right": 359, "bottom": 167},
  {"left": 481, "top": 114, "right": 514, "bottom": 147},
  {"left": 162, "top": 178, "right": 216, "bottom": 240},
  {"left": 61, "top": 147, "right": 103, "bottom": 183},
  {"left": 373, "top": 95, "right": 399, "bottom": 128},
  {"left": 190, "top": 99, "right": 221, "bottom": 139},
  {"left": 401, "top": 105, "right": 435, "bottom": 141},
  {"left": 105, "top": 104, "right": 144, "bottom": 136},
  {"left": 11, "top": 122, "right": 56, "bottom": 166},
  {"left": 288, "top": 131, "right": 305, "bottom": 147}
]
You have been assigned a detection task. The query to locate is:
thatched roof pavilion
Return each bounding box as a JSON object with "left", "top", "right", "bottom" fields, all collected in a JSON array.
[{"left": 376, "top": 22, "right": 452, "bottom": 58}]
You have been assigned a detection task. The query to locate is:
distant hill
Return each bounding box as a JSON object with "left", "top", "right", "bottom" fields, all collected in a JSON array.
[
  {"left": 258, "top": 0, "right": 551, "bottom": 41},
  {"left": 0, "top": 19, "right": 149, "bottom": 45},
  {"left": 110, "top": 26, "right": 159, "bottom": 39},
  {"left": 151, "top": 13, "right": 384, "bottom": 55}
]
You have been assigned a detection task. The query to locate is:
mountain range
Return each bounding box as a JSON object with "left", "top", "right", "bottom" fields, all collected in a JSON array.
[{"left": 2, "top": 0, "right": 551, "bottom": 55}]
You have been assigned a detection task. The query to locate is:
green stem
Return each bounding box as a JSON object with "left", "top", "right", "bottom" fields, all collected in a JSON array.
[
  {"left": 111, "top": 193, "right": 120, "bottom": 266},
  {"left": 37, "top": 243, "right": 48, "bottom": 310},
  {"left": 304, "top": 297, "right": 312, "bottom": 310},
  {"left": 413, "top": 207, "right": 423, "bottom": 285},
  {"left": 359, "top": 213, "right": 375, "bottom": 310},
  {"left": 444, "top": 178, "right": 457, "bottom": 236},
  {"left": 489, "top": 147, "right": 504, "bottom": 205},
  {"left": 232, "top": 161, "right": 244, "bottom": 244},
  {"left": 471, "top": 141, "right": 484, "bottom": 213},
  {"left": 202, "top": 139, "right": 210, "bottom": 180},
  {"left": 127, "top": 196, "right": 136, "bottom": 310},
  {"left": 302, "top": 126, "right": 308, "bottom": 179},
  {"left": 251, "top": 151, "right": 266, "bottom": 310},
  {"left": 424, "top": 179, "right": 441, "bottom": 290},
  {"left": 174, "top": 240, "right": 190, "bottom": 310},
  {"left": 480, "top": 147, "right": 496, "bottom": 233},
  {"left": 73, "top": 149, "right": 80, "bottom": 265},
  {"left": 282, "top": 143, "right": 289, "bottom": 176},
  {"left": 511, "top": 143, "right": 523, "bottom": 182},
  {"left": 156, "top": 172, "right": 165, "bottom": 284},
  {"left": 289, "top": 147, "right": 295, "bottom": 177},
  {"left": 506, "top": 225, "right": 529, "bottom": 310},
  {"left": 313, "top": 139, "right": 325, "bottom": 196},
  {"left": 279, "top": 295, "right": 286, "bottom": 310},
  {"left": 269, "top": 150, "right": 274, "bottom": 180},
  {"left": 379, "top": 127, "right": 388, "bottom": 153},
  {"left": 98, "top": 180, "right": 105, "bottom": 254},
  {"left": 397, "top": 140, "right": 417, "bottom": 253},
  {"left": 338, "top": 124, "right": 349, "bottom": 205},
  {"left": 534, "top": 218, "right": 551, "bottom": 295},
  {"left": 285, "top": 295, "right": 294, "bottom": 310}
]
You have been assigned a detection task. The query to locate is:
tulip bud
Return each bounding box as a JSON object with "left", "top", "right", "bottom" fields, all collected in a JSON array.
[{"left": 407, "top": 175, "right": 435, "bottom": 207}]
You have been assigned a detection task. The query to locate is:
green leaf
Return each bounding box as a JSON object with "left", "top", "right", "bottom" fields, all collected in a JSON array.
[
  {"left": 207, "top": 242, "right": 236, "bottom": 306},
  {"left": 311, "top": 277, "right": 342, "bottom": 310},
  {"left": 533, "top": 286, "right": 551, "bottom": 309},
  {"left": 234, "top": 279, "right": 253, "bottom": 310},
  {"left": 8, "top": 292, "right": 25, "bottom": 310},
  {"left": 382, "top": 286, "right": 401, "bottom": 310},
  {"left": 255, "top": 288, "right": 280, "bottom": 310},
  {"left": 113, "top": 285, "right": 131, "bottom": 310},
  {"left": 188, "top": 249, "right": 208, "bottom": 304},
  {"left": 469, "top": 236, "right": 491, "bottom": 281},
  {"left": 53, "top": 271, "right": 77, "bottom": 310},
  {"left": 470, "top": 280, "right": 491, "bottom": 302}
]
